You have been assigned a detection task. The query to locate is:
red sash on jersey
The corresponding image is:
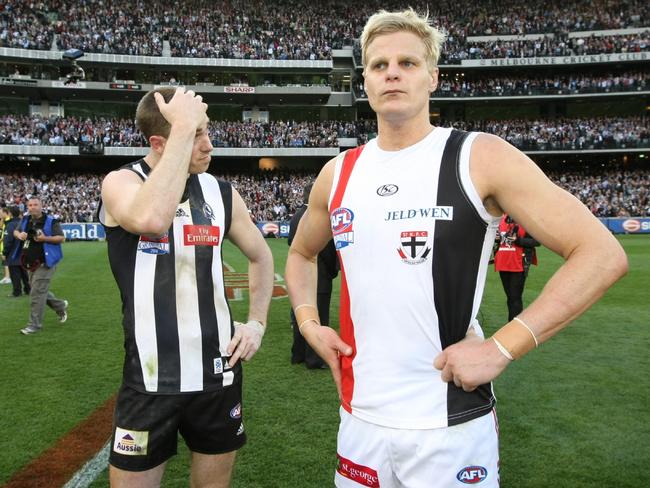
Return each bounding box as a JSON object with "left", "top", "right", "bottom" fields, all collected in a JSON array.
[{"left": 330, "top": 145, "right": 365, "bottom": 413}]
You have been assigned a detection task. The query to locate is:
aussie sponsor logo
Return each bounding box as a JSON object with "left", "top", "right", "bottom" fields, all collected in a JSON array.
[
  {"left": 175, "top": 207, "right": 189, "bottom": 218},
  {"left": 397, "top": 231, "right": 431, "bottom": 265},
  {"left": 622, "top": 219, "right": 641, "bottom": 232},
  {"left": 230, "top": 403, "right": 242, "bottom": 419},
  {"left": 384, "top": 206, "right": 453, "bottom": 221},
  {"left": 137, "top": 233, "right": 169, "bottom": 254},
  {"left": 457, "top": 466, "right": 488, "bottom": 484},
  {"left": 202, "top": 202, "right": 216, "bottom": 221},
  {"left": 331, "top": 208, "right": 355, "bottom": 250},
  {"left": 113, "top": 427, "right": 148, "bottom": 456},
  {"left": 183, "top": 225, "right": 221, "bottom": 246},
  {"left": 376, "top": 184, "right": 399, "bottom": 197},
  {"left": 337, "top": 455, "right": 380, "bottom": 487}
]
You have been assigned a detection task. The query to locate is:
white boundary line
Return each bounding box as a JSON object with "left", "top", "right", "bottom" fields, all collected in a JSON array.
[{"left": 62, "top": 440, "right": 110, "bottom": 488}]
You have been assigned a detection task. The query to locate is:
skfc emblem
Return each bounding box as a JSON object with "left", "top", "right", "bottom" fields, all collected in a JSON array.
[
  {"left": 331, "top": 208, "right": 354, "bottom": 250},
  {"left": 397, "top": 231, "right": 431, "bottom": 265}
]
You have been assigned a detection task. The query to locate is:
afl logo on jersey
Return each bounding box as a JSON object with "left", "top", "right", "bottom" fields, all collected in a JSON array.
[
  {"left": 376, "top": 184, "right": 398, "bottom": 196},
  {"left": 331, "top": 208, "right": 355, "bottom": 250}
]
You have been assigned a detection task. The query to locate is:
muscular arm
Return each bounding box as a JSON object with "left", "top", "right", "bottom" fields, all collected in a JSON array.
[
  {"left": 474, "top": 134, "right": 627, "bottom": 341},
  {"left": 101, "top": 88, "right": 208, "bottom": 235},
  {"left": 286, "top": 161, "right": 336, "bottom": 312},
  {"left": 225, "top": 187, "right": 274, "bottom": 365},
  {"left": 285, "top": 158, "right": 352, "bottom": 398},
  {"left": 435, "top": 134, "right": 627, "bottom": 390},
  {"left": 227, "top": 188, "right": 274, "bottom": 325}
]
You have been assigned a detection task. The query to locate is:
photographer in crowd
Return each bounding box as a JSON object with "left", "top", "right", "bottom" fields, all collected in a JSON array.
[{"left": 12, "top": 196, "right": 68, "bottom": 335}]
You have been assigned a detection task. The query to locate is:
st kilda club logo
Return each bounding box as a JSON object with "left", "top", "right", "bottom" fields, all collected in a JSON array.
[{"left": 397, "top": 230, "right": 431, "bottom": 265}]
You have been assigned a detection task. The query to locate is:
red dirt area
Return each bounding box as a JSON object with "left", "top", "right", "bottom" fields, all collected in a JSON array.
[{"left": 2, "top": 395, "right": 116, "bottom": 488}]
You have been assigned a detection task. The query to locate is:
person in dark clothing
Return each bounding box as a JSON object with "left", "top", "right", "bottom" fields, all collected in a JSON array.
[
  {"left": 288, "top": 183, "right": 339, "bottom": 369},
  {"left": 2, "top": 206, "right": 31, "bottom": 297},
  {"left": 494, "top": 214, "right": 540, "bottom": 321}
]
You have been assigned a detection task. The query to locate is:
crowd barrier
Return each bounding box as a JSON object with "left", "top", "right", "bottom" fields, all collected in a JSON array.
[{"left": 60, "top": 217, "right": 650, "bottom": 241}]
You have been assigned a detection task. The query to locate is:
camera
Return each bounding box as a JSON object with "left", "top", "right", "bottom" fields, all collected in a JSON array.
[
  {"left": 62, "top": 49, "right": 85, "bottom": 85},
  {"left": 62, "top": 48, "right": 84, "bottom": 61}
]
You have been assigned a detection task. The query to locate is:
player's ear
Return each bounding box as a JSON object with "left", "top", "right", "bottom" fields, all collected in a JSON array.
[{"left": 149, "top": 135, "right": 167, "bottom": 154}]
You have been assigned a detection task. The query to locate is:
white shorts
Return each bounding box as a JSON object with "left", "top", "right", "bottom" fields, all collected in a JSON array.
[{"left": 335, "top": 408, "right": 500, "bottom": 488}]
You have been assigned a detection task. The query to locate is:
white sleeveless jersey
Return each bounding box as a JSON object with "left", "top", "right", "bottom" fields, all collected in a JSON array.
[{"left": 329, "top": 128, "right": 500, "bottom": 429}]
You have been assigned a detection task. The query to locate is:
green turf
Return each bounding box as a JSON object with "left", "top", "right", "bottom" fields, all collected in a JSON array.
[{"left": 1, "top": 236, "right": 648, "bottom": 487}]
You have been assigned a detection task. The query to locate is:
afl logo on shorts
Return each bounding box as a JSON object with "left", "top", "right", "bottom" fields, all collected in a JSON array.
[
  {"left": 457, "top": 466, "right": 488, "bottom": 484},
  {"left": 622, "top": 219, "right": 640, "bottom": 232},
  {"left": 230, "top": 403, "right": 242, "bottom": 419},
  {"left": 331, "top": 208, "right": 355, "bottom": 250}
]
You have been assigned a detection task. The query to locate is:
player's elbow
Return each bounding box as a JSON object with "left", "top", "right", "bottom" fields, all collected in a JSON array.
[
  {"left": 607, "top": 245, "right": 628, "bottom": 283},
  {"left": 124, "top": 213, "right": 171, "bottom": 237},
  {"left": 252, "top": 243, "right": 273, "bottom": 269},
  {"left": 597, "top": 238, "right": 628, "bottom": 287}
]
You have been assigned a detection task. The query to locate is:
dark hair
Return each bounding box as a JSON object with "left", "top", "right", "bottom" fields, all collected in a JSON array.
[
  {"left": 135, "top": 87, "right": 177, "bottom": 140},
  {"left": 9, "top": 206, "right": 20, "bottom": 218}
]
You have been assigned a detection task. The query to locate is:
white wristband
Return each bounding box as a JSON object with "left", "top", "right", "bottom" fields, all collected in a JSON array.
[
  {"left": 513, "top": 316, "right": 538, "bottom": 347},
  {"left": 492, "top": 337, "right": 514, "bottom": 361}
]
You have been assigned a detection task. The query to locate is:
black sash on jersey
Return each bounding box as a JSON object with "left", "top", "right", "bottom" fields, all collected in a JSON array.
[{"left": 433, "top": 130, "right": 496, "bottom": 426}]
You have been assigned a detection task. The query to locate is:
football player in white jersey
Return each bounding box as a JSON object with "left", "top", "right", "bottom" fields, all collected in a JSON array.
[{"left": 286, "top": 8, "right": 627, "bottom": 488}]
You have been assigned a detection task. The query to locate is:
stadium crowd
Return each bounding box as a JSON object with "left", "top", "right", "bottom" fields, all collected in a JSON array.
[
  {"left": 2, "top": 0, "right": 647, "bottom": 60},
  {"left": 0, "top": 116, "right": 375, "bottom": 148},
  {"left": 1, "top": 166, "right": 648, "bottom": 224},
  {"left": 549, "top": 169, "right": 650, "bottom": 217},
  {"left": 450, "top": 116, "right": 650, "bottom": 151},
  {"left": 356, "top": 71, "right": 648, "bottom": 98},
  {"left": 2, "top": 115, "right": 647, "bottom": 151},
  {"left": 0, "top": 172, "right": 101, "bottom": 222}
]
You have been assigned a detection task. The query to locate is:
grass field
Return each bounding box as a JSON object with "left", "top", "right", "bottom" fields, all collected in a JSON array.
[{"left": 1, "top": 236, "right": 648, "bottom": 487}]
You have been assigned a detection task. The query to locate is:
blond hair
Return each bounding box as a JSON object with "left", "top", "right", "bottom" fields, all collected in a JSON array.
[{"left": 361, "top": 8, "right": 446, "bottom": 74}]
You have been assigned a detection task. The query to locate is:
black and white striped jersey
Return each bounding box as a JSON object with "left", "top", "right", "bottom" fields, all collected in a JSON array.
[{"left": 100, "top": 159, "right": 237, "bottom": 394}]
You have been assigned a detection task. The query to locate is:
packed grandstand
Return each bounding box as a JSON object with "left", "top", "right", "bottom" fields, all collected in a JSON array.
[{"left": 0, "top": 0, "right": 648, "bottom": 233}]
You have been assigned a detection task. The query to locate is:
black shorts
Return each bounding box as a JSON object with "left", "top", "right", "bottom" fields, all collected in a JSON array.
[{"left": 109, "top": 382, "right": 246, "bottom": 471}]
